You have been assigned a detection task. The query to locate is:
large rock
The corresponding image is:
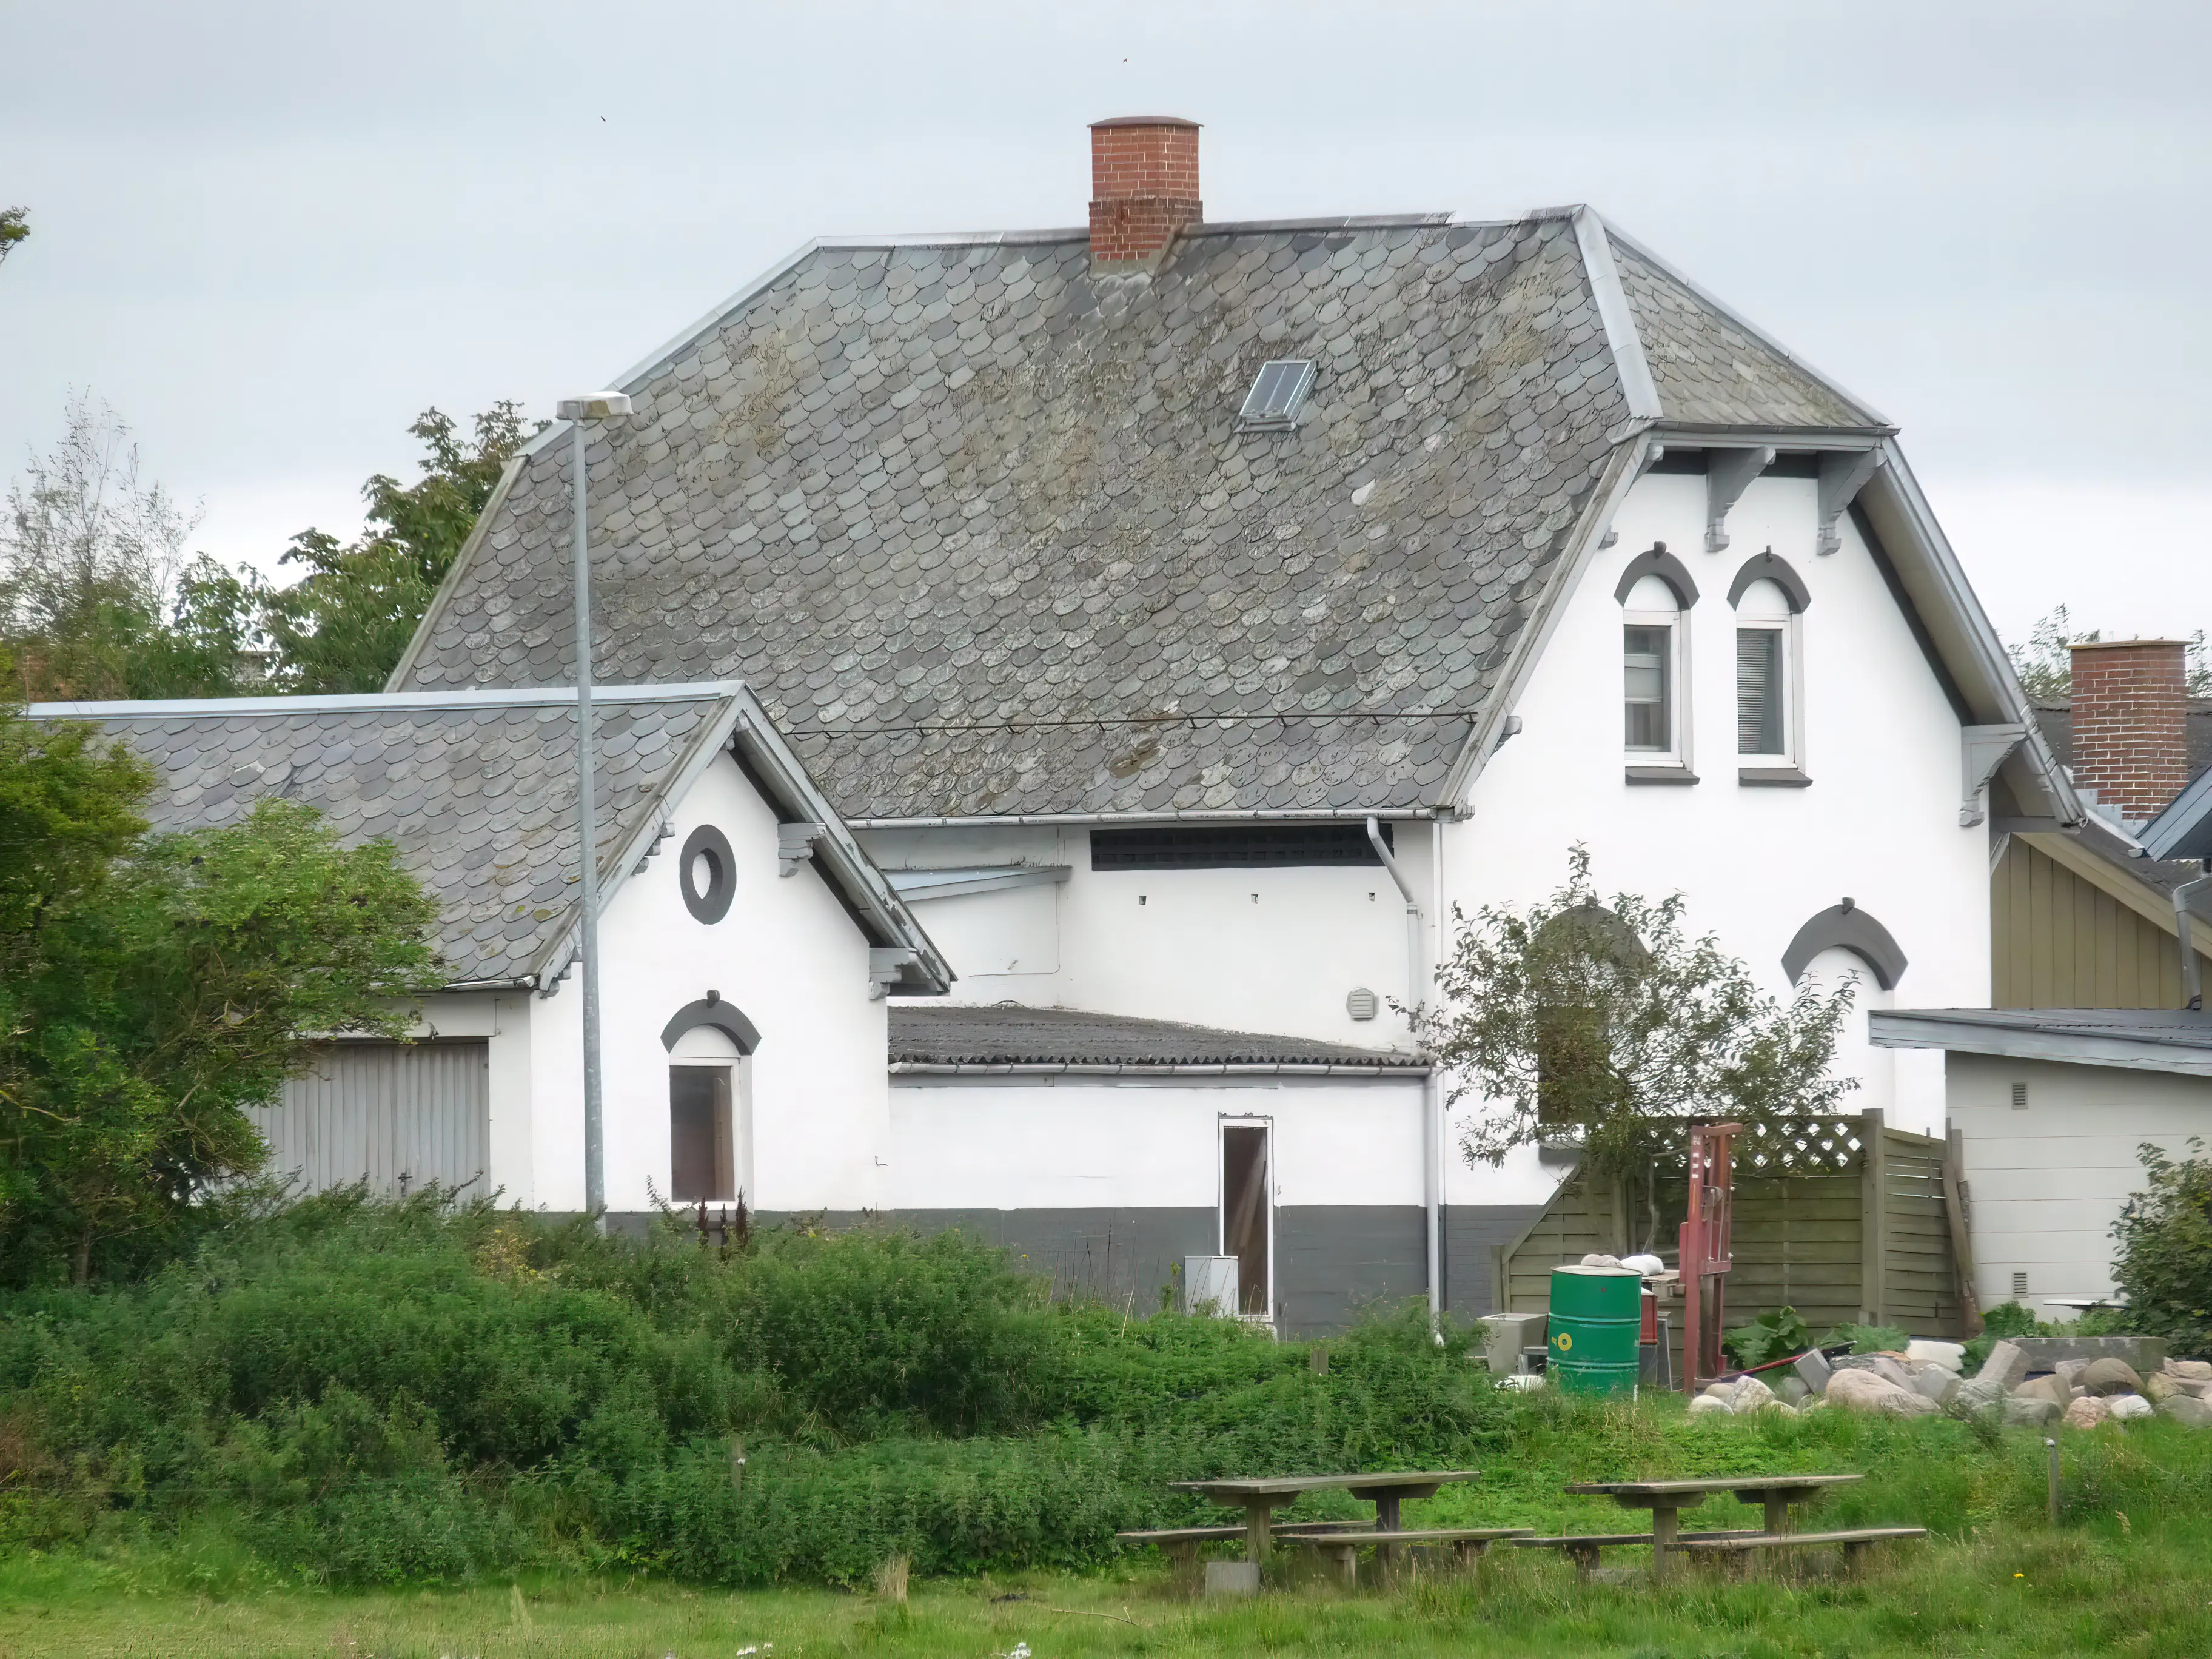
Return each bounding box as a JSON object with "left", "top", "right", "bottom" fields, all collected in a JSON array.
[
  {"left": 2165, "top": 1359, "right": 2212, "bottom": 1382},
  {"left": 2006, "top": 1395, "right": 2063, "bottom": 1427},
  {"left": 1912, "top": 1366, "right": 1962, "bottom": 1405},
  {"left": 2080, "top": 1358, "right": 2144, "bottom": 1397},
  {"left": 1724, "top": 1375, "right": 1778, "bottom": 1412},
  {"left": 1952, "top": 1376, "right": 2008, "bottom": 1417},
  {"left": 2157, "top": 1394, "right": 2212, "bottom": 1427},
  {"left": 1975, "top": 1339, "right": 2031, "bottom": 1391},
  {"left": 2063, "top": 1395, "right": 2112, "bottom": 1430},
  {"left": 2013, "top": 1375, "right": 2074, "bottom": 1407},
  {"left": 1827, "top": 1367, "right": 1939, "bottom": 1417},
  {"left": 1794, "top": 1349, "right": 1834, "bottom": 1393},
  {"left": 2054, "top": 1359, "right": 2091, "bottom": 1388},
  {"left": 2144, "top": 1372, "right": 2179, "bottom": 1404},
  {"left": 1778, "top": 1375, "right": 1811, "bottom": 1407},
  {"left": 1689, "top": 1392, "right": 1734, "bottom": 1417},
  {"left": 1834, "top": 1354, "right": 1914, "bottom": 1389},
  {"left": 2107, "top": 1392, "right": 2154, "bottom": 1421}
]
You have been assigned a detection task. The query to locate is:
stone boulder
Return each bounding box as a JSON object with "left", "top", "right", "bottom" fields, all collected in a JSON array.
[
  {"left": 1974, "top": 1339, "right": 2031, "bottom": 1392},
  {"left": 2107, "top": 1392, "right": 2154, "bottom": 1421},
  {"left": 1689, "top": 1392, "right": 1733, "bottom": 1417},
  {"left": 2054, "top": 1359, "right": 2091, "bottom": 1389},
  {"left": 1912, "top": 1366, "right": 1962, "bottom": 1406},
  {"left": 2080, "top": 1358, "right": 2144, "bottom": 1397},
  {"left": 1724, "top": 1375, "right": 1778, "bottom": 1412},
  {"left": 2063, "top": 1395, "right": 2112, "bottom": 1430},
  {"left": 1827, "top": 1367, "right": 1939, "bottom": 1417},
  {"left": 2005, "top": 1395, "right": 2063, "bottom": 1427},
  {"left": 2013, "top": 1374, "right": 2074, "bottom": 1407},
  {"left": 2165, "top": 1359, "right": 2212, "bottom": 1382},
  {"left": 1778, "top": 1375, "right": 1811, "bottom": 1407},
  {"left": 2144, "top": 1372, "right": 2179, "bottom": 1404},
  {"left": 2157, "top": 1394, "right": 2212, "bottom": 1427},
  {"left": 1834, "top": 1353, "right": 1914, "bottom": 1390},
  {"left": 1952, "top": 1377, "right": 2008, "bottom": 1418}
]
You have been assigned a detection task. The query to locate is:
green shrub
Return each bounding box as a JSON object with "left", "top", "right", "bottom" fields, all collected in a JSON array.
[
  {"left": 2110, "top": 1139, "right": 2212, "bottom": 1355},
  {"left": 1723, "top": 1305, "right": 1810, "bottom": 1369}
]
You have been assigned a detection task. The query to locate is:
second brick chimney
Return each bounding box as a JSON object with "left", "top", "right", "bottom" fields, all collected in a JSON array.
[
  {"left": 1089, "top": 117, "right": 1201, "bottom": 273},
  {"left": 2070, "top": 638, "right": 2191, "bottom": 825}
]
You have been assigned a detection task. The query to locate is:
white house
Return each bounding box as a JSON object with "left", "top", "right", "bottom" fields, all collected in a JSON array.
[
  {"left": 360, "top": 117, "right": 2077, "bottom": 1324},
  {"left": 32, "top": 683, "right": 952, "bottom": 1224}
]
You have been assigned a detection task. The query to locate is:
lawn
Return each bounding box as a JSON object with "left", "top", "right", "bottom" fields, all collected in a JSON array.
[{"left": 1, "top": 1517, "right": 2203, "bottom": 1659}]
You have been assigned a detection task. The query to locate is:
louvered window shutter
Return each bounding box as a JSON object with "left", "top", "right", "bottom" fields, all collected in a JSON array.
[{"left": 1737, "top": 628, "right": 1784, "bottom": 754}]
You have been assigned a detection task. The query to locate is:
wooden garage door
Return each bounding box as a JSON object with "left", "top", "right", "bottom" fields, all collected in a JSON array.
[{"left": 253, "top": 1041, "right": 490, "bottom": 1198}]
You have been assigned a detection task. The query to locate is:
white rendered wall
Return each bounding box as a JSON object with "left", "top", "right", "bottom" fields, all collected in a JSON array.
[
  {"left": 888, "top": 1076, "right": 1427, "bottom": 1212},
  {"left": 1438, "top": 464, "right": 1984, "bottom": 1227},
  {"left": 862, "top": 823, "right": 1425, "bottom": 1050},
  {"left": 524, "top": 751, "right": 891, "bottom": 1213},
  {"left": 1949, "top": 1052, "right": 2212, "bottom": 1309}
]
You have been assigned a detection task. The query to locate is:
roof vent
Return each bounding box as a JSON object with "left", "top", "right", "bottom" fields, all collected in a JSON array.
[{"left": 1238, "top": 360, "right": 1315, "bottom": 429}]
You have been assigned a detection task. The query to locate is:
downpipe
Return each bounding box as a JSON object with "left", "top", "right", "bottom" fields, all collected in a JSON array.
[{"left": 1368, "top": 816, "right": 1441, "bottom": 1330}]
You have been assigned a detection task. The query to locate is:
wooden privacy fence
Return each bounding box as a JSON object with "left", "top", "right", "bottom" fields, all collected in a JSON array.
[{"left": 1493, "top": 1110, "right": 1972, "bottom": 1347}]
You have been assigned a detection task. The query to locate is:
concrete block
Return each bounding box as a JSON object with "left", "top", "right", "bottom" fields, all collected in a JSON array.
[
  {"left": 1974, "top": 1339, "right": 2031, "bottom": 1391},
  {"left": 1479, "top": 1312, "right": 1547, "bottom": 1375},
  {"left": 1912, "top": 1366, "right": 1960, "bottom": 1404},
  {"left": 2009, "top": 1336, "right": 2168, "bottom": 1373},
  {"left": 1794, "top": 1349, "right": 1833, "bottom": 1393},
  {"left": 1906, "top": 1339, "right": 1966, "bottom": 1369},
  {"left": 1204, "top": 1561, "right": 1259, "bottom": 1597}
]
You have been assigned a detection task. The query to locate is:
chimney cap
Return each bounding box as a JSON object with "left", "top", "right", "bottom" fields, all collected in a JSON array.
[
  {"left": 1089, "top": 115, "right": 1201, "bottom": 129},
  {"left": 2070, "top": 637, "right": 2191, "bottom": 652}
]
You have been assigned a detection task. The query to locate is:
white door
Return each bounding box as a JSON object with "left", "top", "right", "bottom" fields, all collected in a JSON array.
[{"left": 253, "top": 1041, "right": 490, "bottom": 1198}]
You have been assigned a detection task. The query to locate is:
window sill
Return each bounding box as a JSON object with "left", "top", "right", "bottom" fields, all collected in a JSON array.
[
  {"left": 1624, "top": 765, "right": 1699, "bottom": 786},
  {"left": 1738, "top": 766, "right": 1812, "bottom": 788}
]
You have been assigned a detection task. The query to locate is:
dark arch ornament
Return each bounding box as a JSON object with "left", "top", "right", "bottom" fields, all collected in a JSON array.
[
  {"left": 1728, "top": 550, "right": 1812, "bottom": 612},
  {"left": 679, "top": 824, "right": 736, "bottom": 923},
  {"left": 1614, "top": 543, "right": 1699, "bottom": 609},
  {"left": 1783, "top": 902, "right": 1908, "bottom": 991},
  {"left": 662, "top": 994, "right": 760, "bottom": 1055}
]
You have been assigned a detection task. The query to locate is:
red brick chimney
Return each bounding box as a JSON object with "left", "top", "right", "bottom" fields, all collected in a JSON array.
[
  {"left": 1089, "top": 117, "right": 1201, "bottom": 273},
  {"left": 2070, "top": 638, "right": 2190, "bottom": 823}
]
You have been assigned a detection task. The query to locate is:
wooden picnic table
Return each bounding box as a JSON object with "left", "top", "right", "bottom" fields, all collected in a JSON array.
[
  {"left": 1561, "top": 1475, "right": 1863, "bottom": 1578},
  {"left": 1169, "top": 1470, "right": 1481, "bottom": 1563}
]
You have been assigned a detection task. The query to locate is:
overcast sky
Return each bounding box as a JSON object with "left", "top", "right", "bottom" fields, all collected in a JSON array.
[{"left": 4, "top": 1, "right": 2207, "bottom": 647}]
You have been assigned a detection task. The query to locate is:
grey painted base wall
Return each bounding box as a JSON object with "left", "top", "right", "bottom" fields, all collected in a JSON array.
[{"left": 594, "top": 1201, "right": 1550, "bottom": 1337}]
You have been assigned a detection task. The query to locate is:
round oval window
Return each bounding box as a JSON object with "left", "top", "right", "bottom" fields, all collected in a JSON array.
[{"left": 679, "top": 825, "right": 736, "bottom": 923}]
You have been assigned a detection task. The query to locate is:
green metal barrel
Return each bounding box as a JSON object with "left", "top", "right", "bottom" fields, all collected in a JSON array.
[{"left": 1547, "top": 1265, "right": 1642, "bottom": 1396}]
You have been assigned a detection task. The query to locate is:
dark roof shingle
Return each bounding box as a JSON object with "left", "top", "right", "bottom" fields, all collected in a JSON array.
[{"left": 889, "top": 1004, "right": 1424, "bottom": 1068}]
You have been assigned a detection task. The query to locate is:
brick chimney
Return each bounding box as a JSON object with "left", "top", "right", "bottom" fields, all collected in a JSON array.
[
  {"left": 1089, "top": 117, "right": 1201, "bottom": 273},
  {"left": 2070, "top": 638, "right": 2190, "bottom": 824}
]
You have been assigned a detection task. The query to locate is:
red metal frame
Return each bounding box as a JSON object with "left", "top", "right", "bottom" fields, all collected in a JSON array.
[{"left": 1677, "top": 1122, "right": 1742, "bottom": 1390}]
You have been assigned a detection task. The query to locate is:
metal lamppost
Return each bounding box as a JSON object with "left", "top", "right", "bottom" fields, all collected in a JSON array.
[{"left": 554, "top": 390, "right": 632, "bottom": 1224}]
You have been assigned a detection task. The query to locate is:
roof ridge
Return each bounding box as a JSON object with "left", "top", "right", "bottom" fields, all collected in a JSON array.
[{"left": 30, "top": 682, "right": 746, "bottom": 720}]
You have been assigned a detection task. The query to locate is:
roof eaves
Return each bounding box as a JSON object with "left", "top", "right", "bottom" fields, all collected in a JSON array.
[
  {"left": 1649, "top": 422, "right": 1899, "bottom": 447},
  {"left": 1870, "top": 1008, "right": 2212, "bottom": 1078},
  {"left": 1598, "top": 216, "right": 1892, "bottom": 429},
  {"left": 728, "top": 691, "right": 953, "bottom": 994},
  {"left": 2143, "top": 763, "right": 2212, "bottom": 861},
  {"left": 1573, "top": 209, "right": 1661, "bottom": 423}
]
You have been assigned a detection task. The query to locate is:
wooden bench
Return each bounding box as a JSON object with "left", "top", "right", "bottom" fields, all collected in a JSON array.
[
  {"left": 1296, "top": 1526, "right": 1533, "bottom": 1587},
  {"left": 1116, "top": 1522, "right": 1373, "bottom": 1590},
  {"left": 1672, "top": 1526, "right": 1929, "bottom": 1574},
  {"left": 1513, "top": 1530, "right": 1764, "bottom": 1577}
]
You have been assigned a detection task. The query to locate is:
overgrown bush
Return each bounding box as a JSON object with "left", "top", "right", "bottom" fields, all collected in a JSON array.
[
  {"left": 0, "top": 1190, "right": 1513, "bottom": 1587},
  {"left": 2110, "top": 1139, "right": 2212, "bottom": 1354}
]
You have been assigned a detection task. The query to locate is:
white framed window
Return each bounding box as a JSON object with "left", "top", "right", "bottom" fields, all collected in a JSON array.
[
  {"left": 1621, "top": 573, "right": 1687, "bottom": 766},
  {"left": 1733, "top": 578, "right": 1800, "bottom": 766}
]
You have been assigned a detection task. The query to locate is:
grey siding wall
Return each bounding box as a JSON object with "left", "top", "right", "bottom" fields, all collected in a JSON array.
[
  {"left": 255, "top": 1041, "right": 489, "bottom": 1198},
  {"left": 1443, "top": 1202, "right": 1551, "bottom": 1319},
  {"left": 1274, "top": 1205, "right": 1427, "bottom": 1337}
]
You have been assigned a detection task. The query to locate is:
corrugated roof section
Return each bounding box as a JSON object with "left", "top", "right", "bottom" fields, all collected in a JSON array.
[{"left": 888, "top": 1004, "right": 1424, "bottom": 1068}]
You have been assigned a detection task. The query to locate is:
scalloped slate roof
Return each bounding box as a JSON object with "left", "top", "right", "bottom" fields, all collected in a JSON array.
[
  {"left": 888, "top": 1005, "right": 1424, "bottom": 1068},
  {"left": 395, "top": 210, "right": 1880, "bottom": 820},
  {"left": 41, "top": 692, "right": 723, "bottom": 985}
]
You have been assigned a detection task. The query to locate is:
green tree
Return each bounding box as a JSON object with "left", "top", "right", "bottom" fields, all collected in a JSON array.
[
  {"left": 2108, "top": 1138, "right": 2212, "bottom": 1352},
  {"left": 1410, "top": 848, "right": 1857, "bottom": 1242},
  {"left": 1, "top": 393, "right": 260, "bottom": 701},
  {"left": 0, "top": 709, "right": 443, "bottom": 1284},
  {"left": 260, "top": 404, "right": 540, "bottom": 693},
  {"left": 0, "top": 207, "right": 26, "bottom": 267},
  {"left": 2008, "top": 605, "right": 2212, "bottom": 702}
]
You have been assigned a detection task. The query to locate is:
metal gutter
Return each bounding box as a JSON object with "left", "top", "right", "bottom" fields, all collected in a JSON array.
[{"left": 850, "top": 806, "right": 1441, "bottom": 830}]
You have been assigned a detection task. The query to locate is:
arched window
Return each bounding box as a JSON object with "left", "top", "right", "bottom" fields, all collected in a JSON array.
[
  {"left": 668, "top": 1020, "right": 752, "bottom": 1204},
  {"left": 1730, "top": 558, "right": 1806, "bottom": 774},
  {"left": 1621, "top": 572, "right": 1686, "bottom": 763}
]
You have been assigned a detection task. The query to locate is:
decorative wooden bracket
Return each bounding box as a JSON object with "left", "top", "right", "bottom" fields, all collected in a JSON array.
[
  {"left": 1817, "top": 449, "right": 1886, "bottom": 556},
  {"left": 777, "top": 821, "right": 824, "bottom": 877},
  {"left": 1704, "top": 447, "right": 1775, "bottom": 553},
  {"left": 1960, "top": 724, "right": 2026, "bottom": 827},
  {"left": 868, "top": 947, "right": 920, "bottom": 1000}
]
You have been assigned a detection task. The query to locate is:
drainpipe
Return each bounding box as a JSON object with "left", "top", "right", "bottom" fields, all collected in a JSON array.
[
  {"left": 2176, "top": 863, "right": 2212, "bottom": 1011},
  {"left": 1368, "top": 816, "right": 1439, "bottom": 1326}
]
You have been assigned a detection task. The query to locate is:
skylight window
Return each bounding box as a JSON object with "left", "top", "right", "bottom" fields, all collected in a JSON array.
[{"left": 1238, "top": 360, "right": 1315, "bottom": 429}]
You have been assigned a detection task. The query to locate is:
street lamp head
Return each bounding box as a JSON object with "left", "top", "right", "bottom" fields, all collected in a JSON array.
[{"left": 557, "top": 391, "right": 633, "bottom": 421}]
